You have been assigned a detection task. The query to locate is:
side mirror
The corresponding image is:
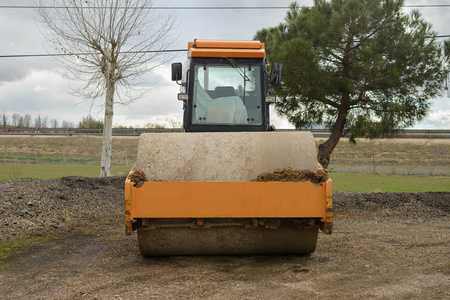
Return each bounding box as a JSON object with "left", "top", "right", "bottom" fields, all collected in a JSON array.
[
  {"left": 269, "top": 61, "right": 283, "bottom": 87},
  {"left": 171, "top": 62, "right": 182, "bottom": 81}
]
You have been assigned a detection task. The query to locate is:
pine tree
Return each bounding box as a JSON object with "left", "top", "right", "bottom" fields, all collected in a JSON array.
[{"left": 256, "top": 0, "right": 447, "bottom": 167}]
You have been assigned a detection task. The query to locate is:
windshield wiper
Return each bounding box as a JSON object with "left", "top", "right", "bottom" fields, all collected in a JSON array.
[{"left": 220, "top": 57, "right": 250, "bottom": 81}]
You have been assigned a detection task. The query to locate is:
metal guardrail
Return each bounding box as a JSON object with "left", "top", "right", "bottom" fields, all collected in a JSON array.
[
  {"left": 0, "top": 127, "right": 182, "bottom": 136},
  {"left": 0, "top": 127, "right": 449, "bottom": 138}
]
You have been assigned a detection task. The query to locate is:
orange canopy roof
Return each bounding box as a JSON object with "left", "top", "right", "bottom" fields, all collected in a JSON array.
[{"left": 188, "top": 39, "right": 265, "bottom": 58}]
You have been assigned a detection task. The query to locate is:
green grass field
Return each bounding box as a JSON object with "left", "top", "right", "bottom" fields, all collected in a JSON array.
[{"left": 1, "top": 163, "right": 449, "bottom": 192}]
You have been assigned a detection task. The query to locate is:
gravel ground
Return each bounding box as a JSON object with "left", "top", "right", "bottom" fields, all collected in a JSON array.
[
  {"left": 0, "top": 176, "right": 449, "bottom": 299},
  {"left": 0, "top": 175, "right": 125, "bottom": 243}
]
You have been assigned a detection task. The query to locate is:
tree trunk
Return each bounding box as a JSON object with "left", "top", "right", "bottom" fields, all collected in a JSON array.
[
  {"left": 318, "top": 50, "right": 351, "bottom": 169},
  {"left": 317, "top": 108, "right": 348, "bottom": 169},
  {"left": 100, "top": 73, "right": 115, "bottom": 177}
]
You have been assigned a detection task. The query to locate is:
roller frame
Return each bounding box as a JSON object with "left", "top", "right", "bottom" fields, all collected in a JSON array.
[{"left": 125, "top": 178, "right": 332, "bottom": 256}]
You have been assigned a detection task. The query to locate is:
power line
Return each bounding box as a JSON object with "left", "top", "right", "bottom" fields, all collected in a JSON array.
[
  {"left": 403, "top": 5, "right": 450, "bottom": 7},
  {"left": 1, "top": 5, "right": 450, "bottom": 9},
  {"left": 1, "top": 6, "right": 292, "bottom": 9},
  {"left": 0, "top": 49, "right": 188, "bottom": 58}
]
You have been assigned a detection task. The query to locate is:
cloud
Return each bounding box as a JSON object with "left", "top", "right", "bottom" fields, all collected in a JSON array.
[
  {"left": 114, "top": 83, "right": 184, "bottom": 127},
  {"left": 413, "top": 108, "right": 450, "bottom": 129},
  {"left": 427, "top": 110, "right": 450, "bottom": 125},
  {"left": 0, "top": 69, "right": 88, "bottom": 123},
  {"left": 31, "top": 84, "right": 50, "bottom": 92},
  {"left": 269, "top": 106, "right": 294, "bottom": 129},
  {"left": 0, "top": 7, "right": 56, "bottom": 82}
]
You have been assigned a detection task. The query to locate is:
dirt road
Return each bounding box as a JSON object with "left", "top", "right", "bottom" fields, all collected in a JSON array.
[
  {"left": 0, "top": 177, "right": 449, "bottom": 299},
  {"left": 1, "top": 219, "right": 448, "bottom": 299}
]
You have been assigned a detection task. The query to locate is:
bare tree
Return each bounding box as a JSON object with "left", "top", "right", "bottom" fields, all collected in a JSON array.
[
  {"left": 61, "top": 120, "right": 74, "bottom": 128},
  {"left": 23, "top": 114, "right": 32, "bottom": 127},
  {"left": 78, "top": 115, "right": 104, "bottom": 129},
  {"left": 51, "top": 118, "right": 59, "bottom": 128},
  {"left": 35, "top": 0, "right": 176, "bottom": 177},
  {"left": 1, "top": 112, "right": 7, "bottom": 127},
  {"left": 34, "top": 114, "right": 48, "bottom": 128},
  {"left": 12, "top": 113, "right": 20, "bottom": 127}
]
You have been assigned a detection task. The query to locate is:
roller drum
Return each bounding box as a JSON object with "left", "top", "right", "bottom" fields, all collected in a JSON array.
[
  {"left": 134, "top": 132, "right": 318, "bottom": 182},
  {"left": 137, "top": 219, "right": 318, "bottom": 256}
]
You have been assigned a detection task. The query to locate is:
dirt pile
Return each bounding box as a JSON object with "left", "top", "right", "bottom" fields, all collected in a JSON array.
[
  {"left": 251, "top": 167, "right": 329, "bottom": 184},
  {"left": 128, "top": 170, "right": 147, "bottom": 187},
  {"left": 0, "top": 175, "right": 126, "bottom": 243},
  {"left": 126, "top": 167, "right": 330, "bottom": 185},
  {"left": 334, "top": 191, "right": 450, "bottom": 219}
]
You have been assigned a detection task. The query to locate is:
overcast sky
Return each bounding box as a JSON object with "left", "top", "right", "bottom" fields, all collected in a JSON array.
[{"left": 0, "top": 0, "right": 449, "bottom": 129}]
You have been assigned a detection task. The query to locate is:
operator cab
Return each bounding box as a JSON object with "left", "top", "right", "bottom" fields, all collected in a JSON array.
[{"left": 172, "top": 40, "right": 283, "bottom": 132}]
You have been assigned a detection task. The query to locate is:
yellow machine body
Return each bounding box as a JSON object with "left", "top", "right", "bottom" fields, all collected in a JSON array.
[{"left": 125, "top": 179, "right": 332, "bottom": 234}]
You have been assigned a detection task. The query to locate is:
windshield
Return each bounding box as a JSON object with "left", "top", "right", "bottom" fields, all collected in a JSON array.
[{"left": 192, "top": 63, "right": 262, "bottom": 125}]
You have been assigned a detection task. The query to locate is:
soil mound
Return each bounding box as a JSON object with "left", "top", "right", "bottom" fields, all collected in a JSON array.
[
  {"left": 128, "top": 170, "right": 147, "bottom": 187},
  {"left": 251, "top": 167, "right": 329, "bottom": 184},
  {"left": 0, "top": 175, "right": 126, "bottom": 243},
  {"left": 334, "top": 191, "right": 450, "bottom": 218}
]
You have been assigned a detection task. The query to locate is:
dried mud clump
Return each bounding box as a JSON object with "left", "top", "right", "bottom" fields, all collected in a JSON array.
[
  {"left": 128, "top": 170, "right": 147, "bottom": 187},
  {"left": 251, "top": 167, "right": 329, "bottom": 184}
]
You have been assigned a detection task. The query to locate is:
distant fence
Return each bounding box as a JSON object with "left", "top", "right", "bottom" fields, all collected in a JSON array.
[
  {"left": 1, "top": 127, "right": 449, "bottom": 139},
  {"left": 0, "top": 127, "right": 182, "bottom": 136}
]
